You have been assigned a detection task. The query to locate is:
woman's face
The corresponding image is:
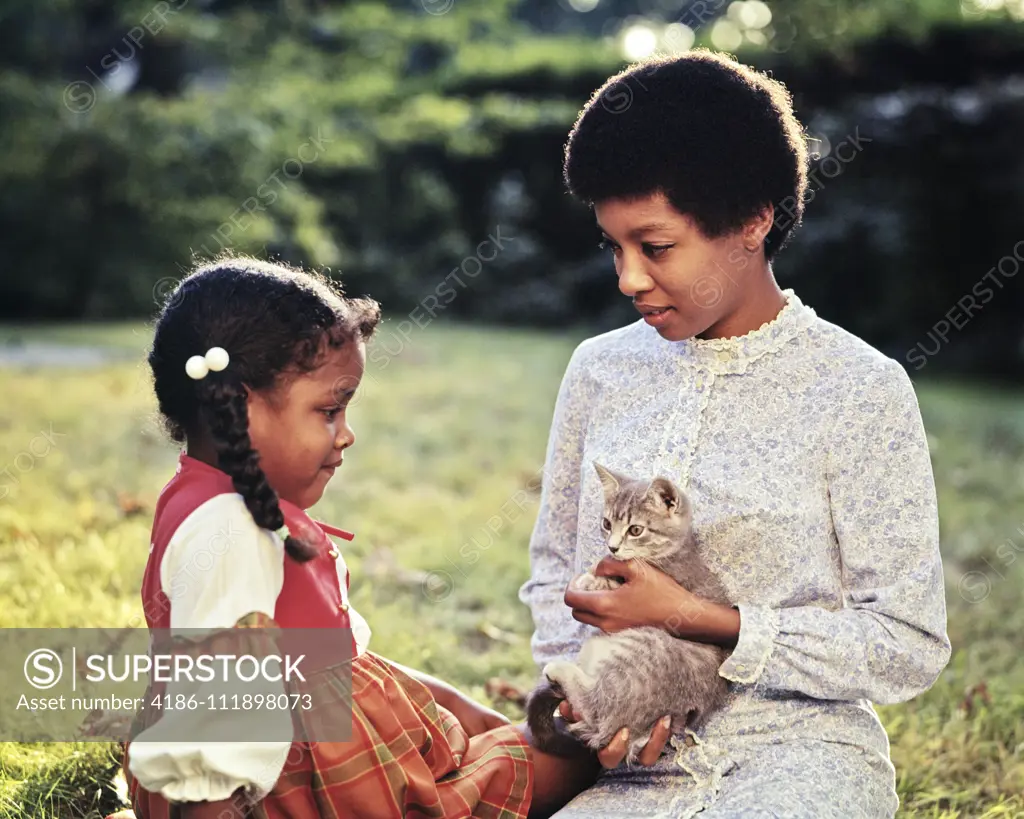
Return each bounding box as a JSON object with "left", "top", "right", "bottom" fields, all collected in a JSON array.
[{"left": 594, "top": 192, "right": 770, "bottom": 342}]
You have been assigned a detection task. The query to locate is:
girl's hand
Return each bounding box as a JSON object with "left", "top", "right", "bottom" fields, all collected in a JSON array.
[
  {"left": 178, "top": 789, "right": 251, "bottom": 818},
  {"left": 441, "top": 691, "right": 512, "bottom": 737},
  {"left": 564, "top": 557, "right": 740, "bottom": 645}
]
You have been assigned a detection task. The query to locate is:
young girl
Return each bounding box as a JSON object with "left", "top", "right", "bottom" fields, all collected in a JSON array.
[
  {"left": 519, "top": 50, "right": 952, "bottom": 818},
  {"left": 119, "top": 258, "right": 601, "bottom": 819}
]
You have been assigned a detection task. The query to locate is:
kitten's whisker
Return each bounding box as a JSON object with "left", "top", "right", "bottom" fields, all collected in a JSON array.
[{"left": 633, "top": 556, "right": 660, "bottom": 579}]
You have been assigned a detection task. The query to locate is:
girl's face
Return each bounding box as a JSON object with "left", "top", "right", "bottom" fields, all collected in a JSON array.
[
  {"left": 594, "top": 192, "right": 771, "bottom": 342},
  {"left": 247, "top": 341, "right": 365, "bottom": 510}
]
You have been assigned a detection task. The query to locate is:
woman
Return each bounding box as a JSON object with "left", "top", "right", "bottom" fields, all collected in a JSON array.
[{"left": 519, "top": 50, "right": 951, "bottom": 818}]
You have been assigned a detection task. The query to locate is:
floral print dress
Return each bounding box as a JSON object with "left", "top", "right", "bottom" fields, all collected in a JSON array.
[{"left": 518, "top": 289, "right": 951, "bottom": 818}]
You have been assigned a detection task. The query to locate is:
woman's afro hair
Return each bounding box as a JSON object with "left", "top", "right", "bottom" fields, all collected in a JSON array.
[{"left": 563, "top": 49, "right": 809, "bottom": 259}]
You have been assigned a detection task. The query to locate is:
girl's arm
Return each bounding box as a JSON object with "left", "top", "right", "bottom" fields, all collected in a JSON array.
[
  {"left": 128, "top": 495, "right": 292, "bottom": 808},
  {"left": 390, "top": 661, "right": 510, "bottom": 736},
  {"left": 518, "top": 341, "right": 597, "bottom": 669},
  {"left": 717, "top": 361, "right": 952, "bottom": 703}
]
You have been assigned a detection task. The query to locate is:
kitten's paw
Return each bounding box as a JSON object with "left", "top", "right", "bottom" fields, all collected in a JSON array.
[
  {"left": 570, "top": 573, "right": 598, "bottom": 591},
  {"left": 542, "top": 661, "right": 574, "bottom": 688},
  {"left": 574, "top": 572, "right": 620, "bottom": 592}
]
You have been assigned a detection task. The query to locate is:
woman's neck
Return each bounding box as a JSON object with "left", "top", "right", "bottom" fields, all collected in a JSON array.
[{"left": 696, "top": 271, "right": 786, "bottom": 341}]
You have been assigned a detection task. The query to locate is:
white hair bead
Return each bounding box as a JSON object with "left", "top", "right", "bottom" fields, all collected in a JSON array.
[
  {"left": 185, "top": 355, "right": 209, "bottom": 380},
  {"left": 185, "top": 346, "right": 230, "bottom": 380},
  {"left": 205, "top": 346, "right": 230, "bottom": 372}
]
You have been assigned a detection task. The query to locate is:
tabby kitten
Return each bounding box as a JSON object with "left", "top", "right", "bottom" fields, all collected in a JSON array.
[{"left": 526, "top": 462, "right": 733, "bottom": 764}]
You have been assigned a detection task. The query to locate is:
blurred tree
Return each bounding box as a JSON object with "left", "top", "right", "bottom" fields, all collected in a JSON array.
[{"left": 0, "top": 0, "right": 1022, "bottom": 376}]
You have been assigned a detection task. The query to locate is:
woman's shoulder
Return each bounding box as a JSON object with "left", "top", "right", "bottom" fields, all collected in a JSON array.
[
  {"left": 798, "top": 314, "right": 921, "bottom": 424},
  {"left": 801, "top": 312, "right": 911, "bottom": 387},
  {"left": 567, "top": 319, "right": 658, "bottom": 375}
]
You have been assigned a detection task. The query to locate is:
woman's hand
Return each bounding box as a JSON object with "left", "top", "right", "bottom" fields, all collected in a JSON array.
[
  {"left": 556, "top": 700, "right": 673, "bottom": 768},
  {"left": 564, "top": 557, "right": 740, "bottom": 646},
  {"left": 564, "top": 556, "right": 703, "bottom": 634},
  {"left": 441, "top": 691, "right": 512, "bottom": 737}
]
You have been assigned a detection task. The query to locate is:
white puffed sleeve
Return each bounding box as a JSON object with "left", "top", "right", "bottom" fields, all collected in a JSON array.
[{"left": 128, "top": 493, "right": 292, "bottom": 803}]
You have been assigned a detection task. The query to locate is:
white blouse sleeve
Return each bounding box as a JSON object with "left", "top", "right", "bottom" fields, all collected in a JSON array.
[
  {"left": 128, "top": 493, "right": 292, "bottom": 803},
  {"left": 718, "top": 361, "right": 952, "bottom": 704},
  {"left": 518, "top": 341, "right": 596, "bottom": 669}
]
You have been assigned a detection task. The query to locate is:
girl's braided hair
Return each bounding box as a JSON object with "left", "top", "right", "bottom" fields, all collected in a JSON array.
[{"left": 149, "top": 256, "right": 381, "bottom": 562}]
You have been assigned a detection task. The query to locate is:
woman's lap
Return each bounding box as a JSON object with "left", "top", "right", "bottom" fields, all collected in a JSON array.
[
  {"left": 550, "top": 738, "right": 898, "bottom": 819},
  {"left": 696, "top": 739, "right": 898, "bottom": 819}
]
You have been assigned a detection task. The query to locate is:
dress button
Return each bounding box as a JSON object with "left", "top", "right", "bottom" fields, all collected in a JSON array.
[
  {"left": 328, "top": 548, "right": 340, "bottom": 559},
  {"left": 338, "top": 602, "right": 349, "bottom": 613}
]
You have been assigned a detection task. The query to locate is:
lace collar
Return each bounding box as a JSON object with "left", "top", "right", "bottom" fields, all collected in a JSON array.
[{"left": 666, "top": 288, "right": 816, "bottom": 373}]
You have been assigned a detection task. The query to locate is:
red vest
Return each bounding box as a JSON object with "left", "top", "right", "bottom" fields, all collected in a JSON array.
[{"left": 141, "top": 453, "right": 356, "bottom": 655}]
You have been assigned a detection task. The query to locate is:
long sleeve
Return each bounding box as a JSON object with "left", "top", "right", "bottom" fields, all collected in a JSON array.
[
  {"left": 128, "top": 494, "right": 292, "bottom": 803},
  {"left": 518, "top": 341, "right": 596, "bottom": 669},
  {"left": 718, "top": 360, "right": 952, "bottom": 704}
]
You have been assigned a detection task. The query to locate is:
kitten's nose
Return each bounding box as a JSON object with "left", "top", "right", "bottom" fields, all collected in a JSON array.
[{"left": 609, "top": 545, "right": 619, "bottom": 554}]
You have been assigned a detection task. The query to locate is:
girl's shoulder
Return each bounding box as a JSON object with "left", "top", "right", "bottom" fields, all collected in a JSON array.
[{"left": 151, "top": 453, "right": 282, "bottom": 561}]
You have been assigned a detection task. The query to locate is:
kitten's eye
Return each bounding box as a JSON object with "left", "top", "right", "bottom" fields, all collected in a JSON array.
[
  {"left": 601, "top": 518, "right": 612, "bottom": 532},
  {"left": 627, "top": 524, "right": 644, "bottom": 537}
]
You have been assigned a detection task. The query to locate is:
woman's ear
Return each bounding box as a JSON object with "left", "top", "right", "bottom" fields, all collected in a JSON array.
[{"left": 743, "top": 204, "right": 775, "bottom": 251}]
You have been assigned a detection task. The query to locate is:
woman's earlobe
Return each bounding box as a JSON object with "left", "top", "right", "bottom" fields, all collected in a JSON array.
[{"left": 743, "top": 205, "right": 774, "bottom": 251}]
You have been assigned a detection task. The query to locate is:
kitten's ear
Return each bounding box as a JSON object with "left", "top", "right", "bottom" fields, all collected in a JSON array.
[
  {"left": 647, "top": 477, "right": 683, "bottom": 513},
  {"left": 593, "top": 462, "right": 622, "bottom": 495}
]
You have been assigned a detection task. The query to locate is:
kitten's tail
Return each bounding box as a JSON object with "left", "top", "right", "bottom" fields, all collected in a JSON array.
[{"left": 525, "top": 682, "right": 586, "bottom": 758}]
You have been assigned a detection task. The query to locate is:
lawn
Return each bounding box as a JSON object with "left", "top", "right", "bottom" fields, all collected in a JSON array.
[{"left": 0, "top": 321, "right": 1021, "bottom": 818}]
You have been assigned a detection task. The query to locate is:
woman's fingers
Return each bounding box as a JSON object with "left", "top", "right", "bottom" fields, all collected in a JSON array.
[
  {"left": 557, "top": 700, "right": 582, "bottom": 722},
  {"left": 596, "top": 715, "right": 672, "bottom": 770},
  {"left": 637, "top": 715, "right": 672, "bottom": 766},
  {"left": 570, "top": 609, "right": 602, "bottom": 629},
  {"left": 597, "top": 728, "right": 629, "bottom": 769}
]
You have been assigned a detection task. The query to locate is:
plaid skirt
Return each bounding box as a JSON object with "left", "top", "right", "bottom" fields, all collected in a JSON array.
[{"left": 125, "top": 650, "right": 533, "bottom": 819}]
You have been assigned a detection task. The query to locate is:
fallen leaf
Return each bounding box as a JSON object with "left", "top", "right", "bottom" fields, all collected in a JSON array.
[
  {"left": 117, "top": 492, "right": 147, "bottom": 517},
  {"left": 485, "top": 677, "right": 527, "bottom": 707}
]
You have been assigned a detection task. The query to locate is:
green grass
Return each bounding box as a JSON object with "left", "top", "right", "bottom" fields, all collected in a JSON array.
[{"left": 0, "top": 321, "right": 1022, "bottom": 818}]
